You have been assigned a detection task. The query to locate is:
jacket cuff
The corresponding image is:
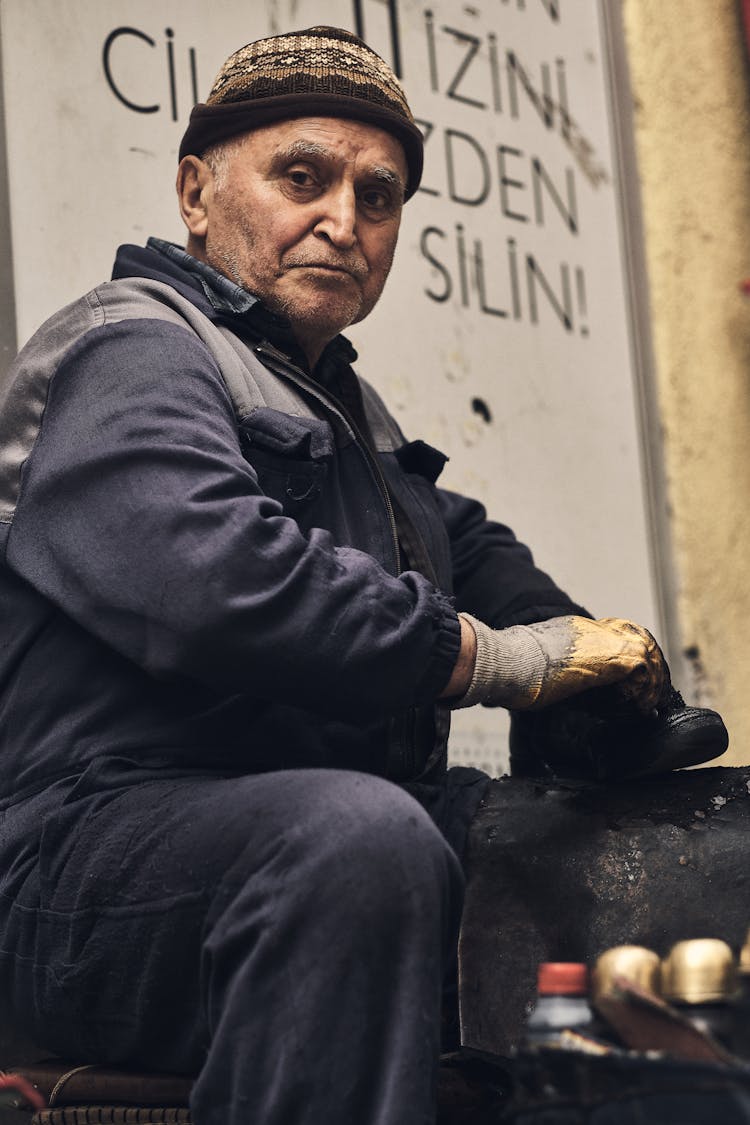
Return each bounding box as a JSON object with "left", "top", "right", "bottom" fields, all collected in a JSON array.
[{"left": 419, "top": 593, "right": 463, "bottom": 702}]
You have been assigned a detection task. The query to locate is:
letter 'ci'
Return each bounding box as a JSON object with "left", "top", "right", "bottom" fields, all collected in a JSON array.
[
  {"left": 102, "top": 27, "right": 159, "bottom": 114},
  {"left": 102, "top": 27, "right": 199, "bottom": 121}
]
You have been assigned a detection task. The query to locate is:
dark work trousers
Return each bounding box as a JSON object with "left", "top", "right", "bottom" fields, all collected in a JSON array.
[{"left": 3, "top": 767, "right": 469, "bottom": 1125}]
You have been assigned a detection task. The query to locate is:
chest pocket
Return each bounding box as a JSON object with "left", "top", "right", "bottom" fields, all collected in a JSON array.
[{"left": 239, "top": 408, "right": 335, "bottom": 514}]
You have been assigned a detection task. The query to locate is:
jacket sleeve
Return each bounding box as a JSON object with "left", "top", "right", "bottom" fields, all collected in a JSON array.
[
  {"left": 6, "top": 319, "right": 461, "bottom": 720},
  {"left": 436, "top": 487, "right": 591, "bottom": 627}
]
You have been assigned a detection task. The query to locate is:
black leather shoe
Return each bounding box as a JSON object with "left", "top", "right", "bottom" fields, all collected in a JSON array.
[{"left": 509, "top": 684, "right": 729, "bottom": 782}]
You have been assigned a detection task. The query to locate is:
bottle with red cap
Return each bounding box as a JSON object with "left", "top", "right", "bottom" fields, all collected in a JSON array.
[{"left": 524, "top": 962, "right": 595, "bottom": 1047}]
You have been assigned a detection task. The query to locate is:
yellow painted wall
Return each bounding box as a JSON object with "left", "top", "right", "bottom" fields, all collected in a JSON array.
[{"left": 622, "top": 0, "right": 750, "bottom": 763}]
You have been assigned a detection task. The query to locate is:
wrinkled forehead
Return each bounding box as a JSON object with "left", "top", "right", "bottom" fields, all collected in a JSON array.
[{"left": 233, "top": 115, "right": 409, "bottom": 188}]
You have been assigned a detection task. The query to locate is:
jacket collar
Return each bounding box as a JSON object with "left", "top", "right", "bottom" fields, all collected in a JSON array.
[{"left": 112, "top": 240, "right": 357, "bottom": 384}]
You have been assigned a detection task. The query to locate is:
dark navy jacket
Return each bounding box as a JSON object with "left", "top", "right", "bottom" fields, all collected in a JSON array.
[{"left": 0, "top": 243, "right": 583, "bottom": 843}]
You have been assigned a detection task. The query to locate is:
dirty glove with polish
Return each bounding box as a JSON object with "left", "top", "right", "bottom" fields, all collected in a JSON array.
[{"left": 453, "top": 614, "right": 666, "bottom": 713}]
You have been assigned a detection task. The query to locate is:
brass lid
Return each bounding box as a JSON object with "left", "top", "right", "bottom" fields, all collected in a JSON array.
[
  {"left": 592, "top": 945, "right": 661, "bottom": 1003},
  {"left": 739, "top": 928, "right": 750, "bottom": 976},
  {"left": 662, "top": 939, "right": 737, "bottom": 1004}
]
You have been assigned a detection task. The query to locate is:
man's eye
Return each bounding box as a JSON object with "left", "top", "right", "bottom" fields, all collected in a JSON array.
[
  {"left": 360, "top": 188, "right": 392, "bottom": 211},
  {"left": 288, "top": 168, "right": 316, "bottom": 188}
]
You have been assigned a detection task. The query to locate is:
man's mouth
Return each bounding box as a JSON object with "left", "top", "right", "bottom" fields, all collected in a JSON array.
[
  {"left": 287, "top": 261, "right": 366, "bottom": 281},
  {"left": 305, "top": 264, "right": 350, "bottom": 274}
]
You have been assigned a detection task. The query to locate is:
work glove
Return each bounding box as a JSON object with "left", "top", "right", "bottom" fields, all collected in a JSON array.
[{"left": 453, "top": 614, "right": 666, "bottom": 714}]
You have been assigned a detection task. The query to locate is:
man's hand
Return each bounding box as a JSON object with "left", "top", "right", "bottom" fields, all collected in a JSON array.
[{"left": 445, "top": 614, "right": 666, "bottom": 714}]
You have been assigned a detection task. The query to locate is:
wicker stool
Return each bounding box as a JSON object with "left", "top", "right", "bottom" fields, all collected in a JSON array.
[
  {"left": 3, "top": 1049, "right": 510, "bottom": 1124},
  {"left": 32, "top": 1112, "right": 191, "bottom": 1124},
  {"left": 5, "top": 1062, "right": 193, "bottom": 1125}
]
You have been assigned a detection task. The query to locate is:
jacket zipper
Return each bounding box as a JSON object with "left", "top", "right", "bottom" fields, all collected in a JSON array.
[
  {"left": 253, "top": 342, "right": 402, "bottom": 575},
  {"left": 253, "top": 341, "right": 420, "bottom": 779}
]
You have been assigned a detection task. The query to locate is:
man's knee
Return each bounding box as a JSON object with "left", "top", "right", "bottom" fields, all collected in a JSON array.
[
  {"left": 210, "top": 769, "right": 464, "bottom": 939},
  {"left": 304, "top": 771, "right": 462, "bottom": 908}
]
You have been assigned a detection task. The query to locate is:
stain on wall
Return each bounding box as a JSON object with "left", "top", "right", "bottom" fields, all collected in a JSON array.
[{"left": 623, "top": 0, "right": 750, "bottom": 762}]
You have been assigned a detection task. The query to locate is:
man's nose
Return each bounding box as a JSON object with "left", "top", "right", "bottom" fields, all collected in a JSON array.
[{"left": 313, "top": 184, "right": 357, "bottom": 249}]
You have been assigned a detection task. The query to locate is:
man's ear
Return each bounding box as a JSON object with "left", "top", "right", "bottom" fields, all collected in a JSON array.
[{"left": 176, "top": 155, "right": 212, "bottom": 241}]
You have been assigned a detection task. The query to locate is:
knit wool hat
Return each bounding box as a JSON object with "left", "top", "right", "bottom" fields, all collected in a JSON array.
[{"left": 179, "top": 26, "right": 423, "bottom": 200}]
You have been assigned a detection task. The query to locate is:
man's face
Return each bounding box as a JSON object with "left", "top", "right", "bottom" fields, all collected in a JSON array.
[{"left": 190, "top": 117, "right": 407, "bottom": 362}]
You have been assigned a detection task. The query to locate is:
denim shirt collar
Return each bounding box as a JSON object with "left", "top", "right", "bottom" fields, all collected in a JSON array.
[
  {"left": 145, "top": 237, "right": 358, "bottom": 379},
  {"left": 147, "top": 237, "right": 257, "bottom": 315}
]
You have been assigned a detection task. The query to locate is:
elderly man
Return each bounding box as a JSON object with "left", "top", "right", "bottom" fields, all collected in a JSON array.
[{"left": 0, "top": 25, "right": 723, "bottom": 1125}]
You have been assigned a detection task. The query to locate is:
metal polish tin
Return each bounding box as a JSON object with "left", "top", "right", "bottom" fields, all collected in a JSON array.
[
  {"left": 661, "top": 939, "right": 738, "bottom": 1004},
  {"left": 739, "top": 928, "right": 750, "bottom": 977},
  {"left": 591, "top": 944, "right": 661, "bottom": 1004}
]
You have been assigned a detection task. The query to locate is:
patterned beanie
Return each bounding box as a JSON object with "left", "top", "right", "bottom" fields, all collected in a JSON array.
[{"left": 179, "top": 26, "right": 423, "bottom": 200}]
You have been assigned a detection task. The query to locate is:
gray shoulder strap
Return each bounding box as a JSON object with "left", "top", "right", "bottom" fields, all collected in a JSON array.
[{"left": 98, "top": 277, "right": 311, "bottom": 420}]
